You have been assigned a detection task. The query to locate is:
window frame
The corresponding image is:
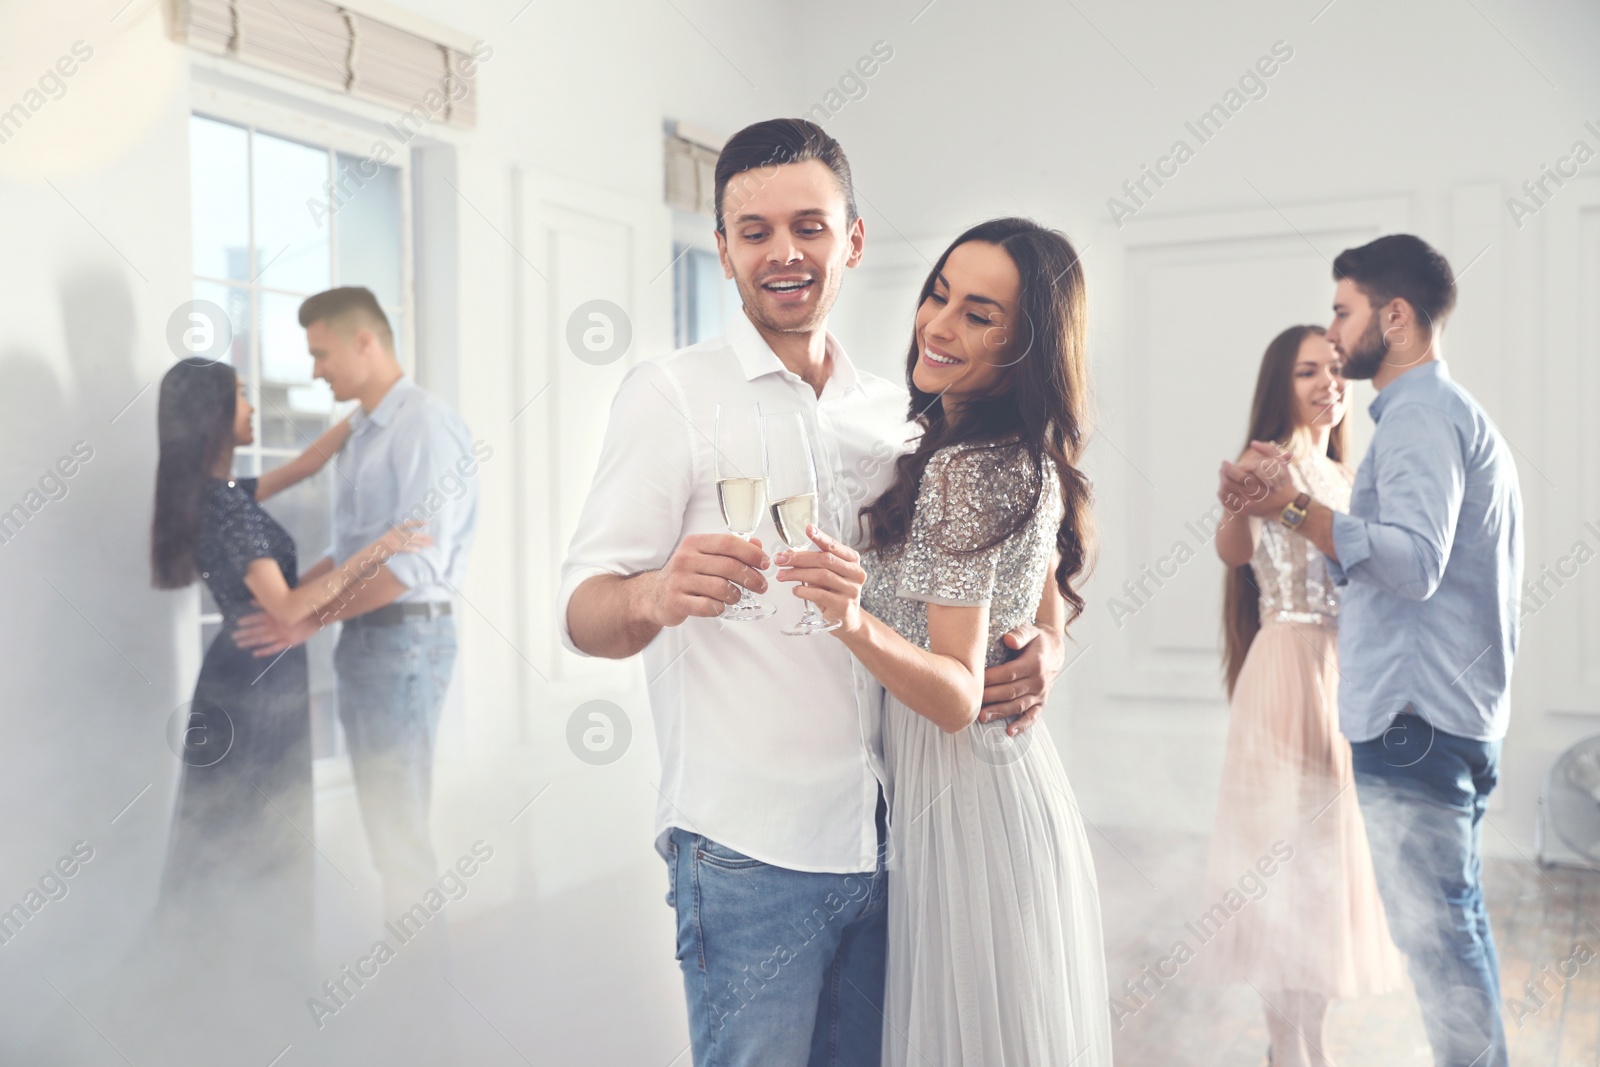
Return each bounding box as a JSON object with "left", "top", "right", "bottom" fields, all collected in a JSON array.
[{"left": 188, "top": 88, "right": 417, "bottom": 602}]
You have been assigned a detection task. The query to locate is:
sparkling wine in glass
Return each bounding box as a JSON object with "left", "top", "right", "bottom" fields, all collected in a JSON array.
[
  {"left": 764, "top": 411, "right": 840, "bottom": 636},
  {"left": 714, "top": 403, "right": 776, "bottom": 622}
]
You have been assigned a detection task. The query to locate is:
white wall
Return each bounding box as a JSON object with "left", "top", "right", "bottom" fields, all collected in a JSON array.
[{"left": 0, "top": 0, "right": 200, "bottom": 1044}]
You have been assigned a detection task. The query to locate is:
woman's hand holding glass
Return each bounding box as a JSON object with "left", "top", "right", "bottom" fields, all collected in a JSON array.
[
  {"left": 775, "top": 526, "right": 865, "bottom": 636},
  {"left": 764, "top": 411, "right": 842, "bottom": 636}
]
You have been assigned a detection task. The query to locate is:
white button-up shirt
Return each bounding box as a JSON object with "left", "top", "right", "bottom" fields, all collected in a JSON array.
[{"left": 557, "top": 311, "right": 914, "bottom": 873}]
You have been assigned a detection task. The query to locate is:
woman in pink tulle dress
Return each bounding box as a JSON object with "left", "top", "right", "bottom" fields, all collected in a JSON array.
[{"left": 1209, "top": 325, "right": 1404, "bottom": 1067}]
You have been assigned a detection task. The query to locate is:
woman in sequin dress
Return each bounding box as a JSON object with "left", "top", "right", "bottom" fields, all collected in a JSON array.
[
  {"left": 1209, "top": 326, "right": 1403, "bottom": 1067},
  {"left": 148, "top": 359, "right": 425, "bottom": 1005},
  {"left": 776, "top": 219, "right": 1110, "bottom": 1065}
]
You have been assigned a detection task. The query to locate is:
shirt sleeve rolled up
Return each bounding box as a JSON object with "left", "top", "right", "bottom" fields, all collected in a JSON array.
[{"left": 1327, "top": 404, "right": 1465, "bottom": 601}]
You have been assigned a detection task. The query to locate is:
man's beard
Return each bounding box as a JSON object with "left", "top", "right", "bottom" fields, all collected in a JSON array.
[
  {"left": 1339, "top": 315, "right": 1387, "bottom": 380},
  {"left": 734, "top": 268, "right": 839, "bottom": 335}
]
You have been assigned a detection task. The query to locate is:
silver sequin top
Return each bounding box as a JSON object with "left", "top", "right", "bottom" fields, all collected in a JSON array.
[
  {"left": 861, "top": 442, "right": 1063, "bottom": 667},
  {"left": 1250, "top": 454, "right": 1353, "bottom": 627}
]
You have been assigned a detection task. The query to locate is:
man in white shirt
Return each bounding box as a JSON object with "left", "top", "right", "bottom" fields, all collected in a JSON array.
[{"left": 559, "top": 119, "right": 1067, "bottom": 1067}]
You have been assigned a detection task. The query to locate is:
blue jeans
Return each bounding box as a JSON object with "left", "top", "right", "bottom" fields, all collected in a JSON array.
[
  {"left": 334, "top": 614, "right": 457, "bottom": 905},
  {"left": 666, "top": 798, "right": 888, "bottom": 1067},
  {"left": 1350, "top": 714, "right": 1506, "bottom": 1067}
]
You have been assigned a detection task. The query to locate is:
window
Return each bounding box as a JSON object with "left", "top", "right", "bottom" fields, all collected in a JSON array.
[
  {"left": 664, "top": 125, "right": 736, "bottom": 348},
  {"left": 670, "top": 206, "right": 739, "bottom": 349},
  {"left": 188, "top": 110, "right": 412, "bottom": 759},
  {"left": 672, "top": 243, "right": 737, "bottom": 348}
]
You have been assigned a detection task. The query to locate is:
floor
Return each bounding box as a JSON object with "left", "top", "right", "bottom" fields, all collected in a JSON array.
[
  {"left": 16, "top": 752, "right": 1599, "bottom": 1065},
  {"left": 1094, "top": 824, "right": 1600, "bottom": 1067}
]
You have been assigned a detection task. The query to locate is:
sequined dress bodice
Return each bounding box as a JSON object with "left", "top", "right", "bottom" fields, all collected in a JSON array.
[
  {"left": 1251, "top": 455, "right": 1352, "bottom": 627},
  {"left": 861, "top": 441, "right": 1062, "bottom": 668}
]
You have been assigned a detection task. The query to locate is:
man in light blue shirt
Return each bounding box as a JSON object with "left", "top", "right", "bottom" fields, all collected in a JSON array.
[
  {"left": 236, "top": 286, "right": 482, "bottom": 922},
  {"left": 1322, "top": 358, "right": 1521, "bottom": 745},
  {"left": 1223, "top": 235, "right": 1520, "bottom": 1067},
  {"left": 328, "top": 375, "right": 481, "bottom": 608}
]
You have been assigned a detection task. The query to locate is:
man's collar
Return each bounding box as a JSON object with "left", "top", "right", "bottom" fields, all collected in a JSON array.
[
  {"left": 1369, "top": 359, "right": 1446, "bottom": 420},
  {"left": 726, "top": 309, "right": 859, "bottom": 394},
  {"left": 352, "top": 375, "right": 415, "bottom": 432}
]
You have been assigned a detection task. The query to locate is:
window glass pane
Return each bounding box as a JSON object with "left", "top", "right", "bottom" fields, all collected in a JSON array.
[
  {"left": 675, "top": 246, "right": 735, "bottom": 347},
  {"left": 190, "top": 116, "right": 250, "bottom": 282},
  {"left": 253, "top": 132, "right": 331, "bottom": 294},
  {"left": 256, "top": 468, "right": 333, "bottom": 590},
  {"left": 334, "top": 152, "right": 403, "bottom": 308},
  {"left": 259, "top": 290, "right": 314, "bottom": 385},
  {"left": 229, "top": 451, "right": 263, "bottom": 479},
  {"left": 259, "top": 291, "right": 334, "bottom": 449},
  {"left": 387, "top": 308, "right": 405, "bottom": 367},
  {"left": 689, "top": 248, "right": 725, "bottom": 344},
  {"left": 259, "top": 389, "right": 333, "bottom": 450},
  {"left": 672, "top": 242, "right": 689, "bottom": 348},
  {"left": 191, "top": 280, "right": 251, "bottom": 371}
]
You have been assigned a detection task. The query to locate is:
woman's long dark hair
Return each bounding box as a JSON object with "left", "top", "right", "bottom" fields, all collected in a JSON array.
[
  {"left": 1222, "top": 324, "right": 1348, "bottom": 696},
  {"left": 152, "top": 358, "right": 237, "bottom": 588},
  {"left": 860, "top": 217, "right": 1095, "bottom": 625}
]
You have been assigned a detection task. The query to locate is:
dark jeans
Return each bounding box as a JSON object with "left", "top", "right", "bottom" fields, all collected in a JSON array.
[
  {"left": 666, "top": 794, "right": 889, "bottom": 1067},
  {"left": 1350, "top": 714, "right": 1506, "bottom": 1067}
]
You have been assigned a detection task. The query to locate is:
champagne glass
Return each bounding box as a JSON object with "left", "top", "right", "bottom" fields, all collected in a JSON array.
[
  {"left": 714, "top": 403, "right": 776, "bottom": 622},
  {"left": 764, "top": 411, "right": 840, "bottom": 637}
]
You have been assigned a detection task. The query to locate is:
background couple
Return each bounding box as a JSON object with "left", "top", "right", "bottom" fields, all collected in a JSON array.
[
  {"left": 560, "top": 118, "right": 1111, "bottom": 1065},
  {"left": 142, "top": 286, "right": 477, "bottom": 1052},
  {"left": 1209, "top": 234, "right": 1522, "bottom": 1067}
]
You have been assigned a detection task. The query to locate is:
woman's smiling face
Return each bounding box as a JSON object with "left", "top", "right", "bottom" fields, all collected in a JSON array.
[
  {"left": 911, "top": 240, "right": 1022, "bottom": 409},
  {"left": 1292, "top": 331, "right": 1346, "bottom": 434}
]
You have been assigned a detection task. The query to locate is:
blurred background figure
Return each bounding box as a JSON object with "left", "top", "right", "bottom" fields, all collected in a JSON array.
[
  {"left": 230, "top": 286, "right": 479, "bottom": 1064},
  {"left": 1209, "top": 325, "right": 1402, "bottom": 1067},
  {"left": 1220, "top": 238, "right": 1523, "bottom": 1067},
  {"left": 142, "top": 355, "right": 361, "bottom": 1054}
]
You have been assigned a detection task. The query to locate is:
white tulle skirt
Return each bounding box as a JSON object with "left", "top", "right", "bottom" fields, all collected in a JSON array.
[{"left": 881, "top": 691, "right": 1112, "bottom": 1067}]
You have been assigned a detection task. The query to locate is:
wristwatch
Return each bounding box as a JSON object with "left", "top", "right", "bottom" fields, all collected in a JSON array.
[{"left": 1280, "top": 492, "right": 1311, "bottom": 530}]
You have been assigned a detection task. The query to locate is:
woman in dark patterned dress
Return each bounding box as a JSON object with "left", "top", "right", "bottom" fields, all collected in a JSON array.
[{"left": 148, "top": 357, "right": 425, "bottom": 985}]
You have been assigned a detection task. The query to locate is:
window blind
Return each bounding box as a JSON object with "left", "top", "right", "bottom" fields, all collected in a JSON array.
[
  {"left": 664, "top": 132, "right": 720, "bottom": 218},
  {"left": 172, "top": 0, "right": 478, "bottom": 128}
]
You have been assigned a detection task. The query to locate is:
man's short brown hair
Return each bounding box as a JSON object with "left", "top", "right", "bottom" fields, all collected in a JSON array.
[
  {"left": 1332, "top": 235, "right": 1457, "bottom": 334},
  {"left": 298, "top": 286, "right": 394, "bottom": 350},
  {"left": 713, "top": 118, "right": 857, "bottom": 235}
]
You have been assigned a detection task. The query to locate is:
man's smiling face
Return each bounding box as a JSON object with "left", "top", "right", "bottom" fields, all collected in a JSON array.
[{"left": 715, "top": 159, "right": 863, "bottom": 336}]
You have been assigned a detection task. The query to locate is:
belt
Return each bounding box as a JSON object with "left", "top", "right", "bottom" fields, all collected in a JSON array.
[{"left": 345, "top": 601, "right": 453, "bottom": 627}]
